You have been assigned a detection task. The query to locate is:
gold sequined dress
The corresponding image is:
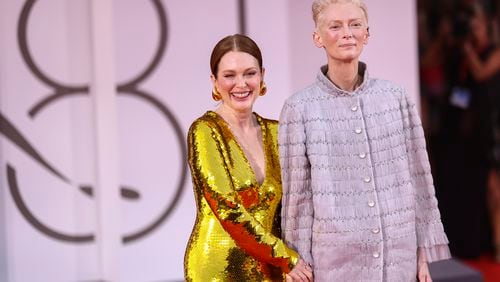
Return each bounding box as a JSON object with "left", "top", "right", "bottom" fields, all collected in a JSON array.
[{"left": 184, "top": 111, "right": 298, "bottom": 281}]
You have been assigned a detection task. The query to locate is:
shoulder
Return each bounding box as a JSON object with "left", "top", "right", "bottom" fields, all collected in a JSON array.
[
  {"left": 260, "top": 116, "right": 278, "bottom": 127},
  {"left": 285, "top": 83, "right": 324, "bottom": 107},
  {"left": 256, "top": 114, "right": 278, "bottom": 133},
  {"left": 188, "top": 112, "right": 220, "bottom": 137},
  {"left": 366, "top": 78, "right": 408, "bottom": 102},
  {"left": 369, "top": 78, "right": 405, "bottom": 94}
]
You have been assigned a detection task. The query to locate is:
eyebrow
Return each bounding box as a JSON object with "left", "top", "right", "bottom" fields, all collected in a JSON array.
[
  {"left": 326, "top": 18, "right": 364, "bottom": 24},
  {"left": 220, "top": 67, "right": 259, "bottom": 73}
]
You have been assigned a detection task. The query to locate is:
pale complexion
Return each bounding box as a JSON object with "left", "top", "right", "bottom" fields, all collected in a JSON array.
[
  {"left": 312, "top": 2, "right": 433, "bottom": 281},
  {"left": 313, "top": 2, "right": 369, "bottom": 91}
]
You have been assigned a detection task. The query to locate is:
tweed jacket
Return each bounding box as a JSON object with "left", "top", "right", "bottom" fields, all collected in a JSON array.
[{"left": 279, "top": 63, "right": 451, "bottom": 281}]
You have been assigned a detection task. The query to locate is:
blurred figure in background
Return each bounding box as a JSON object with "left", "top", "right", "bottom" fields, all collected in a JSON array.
[
  {"left": 463, "top": 4, "right": 500, "bottom": 262},
  {"left": 418, "top": 12, "right": 455, "bottom": 161},
  {"left": 434, "top": 2, "right": 500, "bottom": 261}
]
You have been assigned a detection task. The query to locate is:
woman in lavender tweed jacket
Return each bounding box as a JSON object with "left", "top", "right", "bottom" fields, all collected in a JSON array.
[{"left": 278, "top": 1, "right": 451, "bottom": 281}]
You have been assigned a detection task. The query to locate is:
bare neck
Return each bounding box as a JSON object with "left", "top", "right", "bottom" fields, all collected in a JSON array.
[
  {"left": 326, "top": 60, "right": 360, "bottom": 92},
  {"left": 216, "top": 106, "right": 256, "bottom": 132}
]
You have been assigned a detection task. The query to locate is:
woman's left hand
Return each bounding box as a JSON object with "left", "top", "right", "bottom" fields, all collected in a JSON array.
[{"left": 417, "top": 261, "right": 432, "bottom": 282}]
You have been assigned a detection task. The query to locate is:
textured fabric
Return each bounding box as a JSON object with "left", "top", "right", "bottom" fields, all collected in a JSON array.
[
  {"left": 184, "top": 111, "right": 298, "bottom": 281},
  {"left": 279, "top": 63, "right": 451, "bottom": 281}
]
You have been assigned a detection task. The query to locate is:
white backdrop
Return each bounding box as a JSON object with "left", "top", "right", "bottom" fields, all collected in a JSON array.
[{"left": 0, "top": 0, "right": 418, "bottom": 281}]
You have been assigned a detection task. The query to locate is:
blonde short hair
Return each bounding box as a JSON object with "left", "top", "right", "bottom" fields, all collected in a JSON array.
[{"left": 312, "top": 0, "right": 368, "bottom": 27}]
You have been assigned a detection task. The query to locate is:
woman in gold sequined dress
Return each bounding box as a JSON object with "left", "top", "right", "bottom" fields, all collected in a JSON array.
[{"left": 184, "top": 34, "right": 313, "bottom": 281}]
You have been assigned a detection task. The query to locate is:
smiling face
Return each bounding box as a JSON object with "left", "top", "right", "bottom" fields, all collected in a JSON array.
[
  {"left": 313, "top": 2, "right": 369, "bottom": 63},
  {"left": 211, "top": 51, "right": 264, "bottom": 114}
]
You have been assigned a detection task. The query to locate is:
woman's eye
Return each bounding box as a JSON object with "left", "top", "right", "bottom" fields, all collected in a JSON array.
[
  {"left": 224, "top": 74, "right": 234, "bottom": 78},
  {"left": 246, "top": 72, "right": 256, "bottom": 76},
  {"left": 351, "top": 22, "right": 362, "bottom": 28}
]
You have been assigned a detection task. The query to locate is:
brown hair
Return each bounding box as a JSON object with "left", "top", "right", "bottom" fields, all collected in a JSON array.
[
  {"left": 312, "top": 0, "right": 368, "bottom": 27},
  {"left": 210, "top": 34, "right": 263, "bottom": 77}
]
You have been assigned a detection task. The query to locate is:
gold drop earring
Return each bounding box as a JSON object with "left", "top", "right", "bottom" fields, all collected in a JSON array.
[
  {"left": 259, "top": 82, "right": 267, "bottom": 96},
  {"left": 212, "top": 87, "right": 222, "bottom": 101}
]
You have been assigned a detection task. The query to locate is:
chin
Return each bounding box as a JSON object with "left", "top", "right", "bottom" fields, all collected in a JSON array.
[
  {"left": 229, "top": 98, "right": 251, "bottom": 107},
  {"left": 329, "top": 52, "right": 361, "bottom": 62},
  {"left": 339, "top": 52, "right": 362, "bottom": 61}
]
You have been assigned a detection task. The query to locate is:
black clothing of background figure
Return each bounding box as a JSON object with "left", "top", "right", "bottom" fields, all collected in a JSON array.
[
  {"left": 436, "top": 45, "right": 492, "bottom": 259},
  {"left": 436, "top": 17, "right": 500, "bottom": 259}
]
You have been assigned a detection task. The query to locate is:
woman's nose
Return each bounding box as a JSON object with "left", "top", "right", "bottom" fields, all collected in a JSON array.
[
  {"left": 235, "top": 76, "right": 247, "bottom": 87},
  {"left": 342, "top": 25, "right": 353, "bottom": 38}
]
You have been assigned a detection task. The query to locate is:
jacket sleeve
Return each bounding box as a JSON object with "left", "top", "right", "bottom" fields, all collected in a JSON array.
[
  {"left": 400, "top": 91, "right": 451, "bottom": 263},
  {"left": 278, "top": 101, "right": 314, "bottom": 265},
  {"left": 188, "top": 120, "right": 298, "bottom": 272}
]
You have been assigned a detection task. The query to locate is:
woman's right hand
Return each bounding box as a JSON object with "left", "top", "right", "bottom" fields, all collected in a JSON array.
[{"left": 285, "top": 259, "right": 313, "bottom": 282}]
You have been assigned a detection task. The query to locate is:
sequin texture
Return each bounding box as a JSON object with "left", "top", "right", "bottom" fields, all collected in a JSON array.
[{"left": 184, "top": 111, "right": 298, "bottom": 281}]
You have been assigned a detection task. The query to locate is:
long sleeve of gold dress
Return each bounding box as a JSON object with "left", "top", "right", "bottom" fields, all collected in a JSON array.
[{"left": 184, "top": 111, "right": 299, "bottom": 281}]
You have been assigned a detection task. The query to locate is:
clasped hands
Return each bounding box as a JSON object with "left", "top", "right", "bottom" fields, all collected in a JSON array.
[
  {"left": 285, "top": 256, "right": 431, "bottom": 282},
  {"left": 286, "top": 259, "right": 313, "bottom": 282}
]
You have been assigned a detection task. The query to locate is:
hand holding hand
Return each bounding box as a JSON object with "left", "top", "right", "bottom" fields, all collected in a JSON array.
[{"left": 285, "top": 259, "right": 313, "bottom": 282}]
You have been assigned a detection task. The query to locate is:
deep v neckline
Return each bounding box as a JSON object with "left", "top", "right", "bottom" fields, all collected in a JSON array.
[{"left": 210, "top": 111, "right": 268, "bottom": 187}]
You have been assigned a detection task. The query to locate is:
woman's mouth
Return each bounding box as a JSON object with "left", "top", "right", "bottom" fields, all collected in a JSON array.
[{"left": 231, "top": 91, "right": 251, "bottom": 99}]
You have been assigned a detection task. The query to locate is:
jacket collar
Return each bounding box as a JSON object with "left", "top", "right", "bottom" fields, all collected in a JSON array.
[{"left": 316, "top": 61, "right": 369, "bottom": 97}]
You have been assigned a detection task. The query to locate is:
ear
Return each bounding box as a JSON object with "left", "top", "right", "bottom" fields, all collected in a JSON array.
[
  {"left": 313, "top": 30, "right": 324, "bottom": 48},
  {"left": 261, "top": 67, "right": 266, "bottom": 80},
  {"left": 210, "top": 74, "right": 219, "bottom": 91},
  {"left": 363, "top": 27, "right": 370, "bottom": 45}
]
